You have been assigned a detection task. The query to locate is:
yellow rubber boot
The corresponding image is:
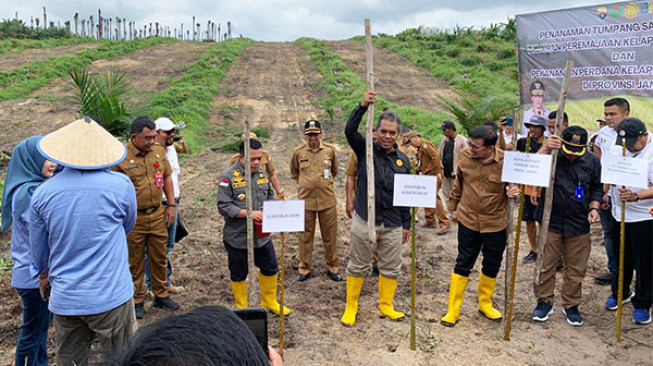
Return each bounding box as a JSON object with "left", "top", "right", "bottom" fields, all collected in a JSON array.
[
  {"left": 258, "top": 272, "right": 291, "bottom": 316},
  {"left": 441, "top": 273, "right": 469, "bottom": 327},
  {"left": 341, "top": 276, "right": 364, "bottom": 327},
  {"left": 478, "top": 273, "right": 502, "bottom": 321},
  {"left": 378, "top": 275, "right": 406, "bottom": 321},
  {"left": 231, "top": 280, "right": 248, "bottom": 309}
]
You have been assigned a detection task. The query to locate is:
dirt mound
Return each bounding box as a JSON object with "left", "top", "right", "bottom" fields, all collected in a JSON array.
[{"left": 0, "top": 43, "right": 100, "bottom": 72}]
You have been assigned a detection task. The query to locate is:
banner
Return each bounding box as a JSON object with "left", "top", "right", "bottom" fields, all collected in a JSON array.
[{"left": 516, "top": 2, "right": 653, "bottom": 134}]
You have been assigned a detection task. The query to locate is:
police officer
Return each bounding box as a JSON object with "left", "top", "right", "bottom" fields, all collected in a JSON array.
[
  {"left": 112, "top": 116, "right": 179, "bottom": 319},
  {"left": 291, "top": 120, "right": 341, "bottom": 282},
  {"left": 521, "top": 80, "right": 551, "bottom": 137},
  {"left": 228, "top": 132, "right": 284, "bottom": 199},
  {"left": 218, "top": 138, "right": 291, "bottom": 316}
]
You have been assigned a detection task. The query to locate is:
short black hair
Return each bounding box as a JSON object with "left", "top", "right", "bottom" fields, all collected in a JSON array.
[
  {"left": 131, "top": 116, "right": 156, "bottom": 135},
  {"left": 107, "top": 306, "right": 268, "bottom": 365},
  {"left": 483, "top": 121, "right": 498, "bottom": 133},
  {"left": 604, "top": 97, "right": 630, "bottom": 112},
  {"left": 547, "top": 110, "right": 569, "bottom": 124},
  {"left": 376, "top": 109, "right": 402, "bottom": 131},
  {"left": 239, "top": 138, "right": 263, "bottom": 156},
  {"left": 469, "top": 125, "right": 498, "bottom": 147}
]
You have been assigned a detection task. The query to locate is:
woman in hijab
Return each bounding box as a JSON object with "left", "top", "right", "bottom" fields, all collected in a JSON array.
[{"left": 1, "top": 136, "right": 57, "bottom": 366}]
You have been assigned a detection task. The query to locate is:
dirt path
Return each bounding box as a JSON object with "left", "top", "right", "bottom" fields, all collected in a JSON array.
[
  {"left": 0, "top": 43, "right": 101, "bottom": 72},
  {"left": 0, "top": 42, "right": 211, "bottom": 153},
  {"left": 328, "top": 40, "right": 456, "bottom": 112}
]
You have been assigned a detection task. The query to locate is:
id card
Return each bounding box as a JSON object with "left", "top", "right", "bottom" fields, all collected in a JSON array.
[
  {"left": 155, "top": 172, "right": 164, "bottom": 188},
  {"left": 323, "top": 169, "right": 329, "bottom": 179}
]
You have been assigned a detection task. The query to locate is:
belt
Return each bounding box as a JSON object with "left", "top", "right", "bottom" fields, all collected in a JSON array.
[{"left": 137, "top": 205, "right": 160, "bottom": 214}]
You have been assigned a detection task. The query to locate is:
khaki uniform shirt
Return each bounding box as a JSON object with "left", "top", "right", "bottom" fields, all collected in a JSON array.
[
  {"left": 229, "top": 150, "right": 276, "bottom": 177},
  {"left": 448, "top": 148, "right": 507, "bottom": 233},
  {"left": 111, "top": 141, "right": 172, "bottom": 209},
  {"left": 416, "top": 138, "right": 442, "bottom": 176},
  {"left": 290, "top": 142, "right": 338, "bottom": 211},
  {"left": 398, "top": 143, "right": 418, "bottom": 170},
  {"left": 345, "top": 151, "right": 358, "bottom": 177}
]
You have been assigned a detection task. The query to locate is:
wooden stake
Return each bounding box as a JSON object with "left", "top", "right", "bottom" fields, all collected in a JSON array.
[
  {"left": 244, "top": 122, "right": 256, "bottom": 305},
  {"left": 74, "top": 13, "right": 79, "bottom": 36},
  {"left": 504, "top": 134, "right": 531, "bottom": 341},
  {"left": 410, "top": 207, "right": 417, "bottom": 351},
  {"left": 504, "top": 108, "right": 520, "bottom": 317},
  {"left": 532, "top": 60, "right": 574, "bottom": 297},
  {"left": 616, "top": 139, "right": 627, "bottom": 342},
  {"left": 43, "top": 7, "right": 47, "bottom": 30},
  {"left": 364, "top": 19, "right": 377, "bottom": 245},
  {"left": 278, "top": 193, "right": 286, "bottom": 358}
]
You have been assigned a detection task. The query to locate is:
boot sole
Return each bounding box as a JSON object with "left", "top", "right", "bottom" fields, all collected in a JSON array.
[
  {"left": 379, "top": 315, "right": 406, "bottom": 322},
  {"left": 478, "top": 309, "right": 502, "bottom": 322},
  {"left": 440, "top": 320, "right": 457, "bottom": 327},
  {"left": 532, "top": 308, "right": 554, "bottom": 322}
]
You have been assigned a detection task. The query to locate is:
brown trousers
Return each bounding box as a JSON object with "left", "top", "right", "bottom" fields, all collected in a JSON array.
[
  {"left": 54, "top": 299, "right": 137, "bottom": 366},
  {"left": 128, "top": 207, "right": 169, "bottom": 303},
  {"left": 298, "top": 206, "right": 339, "bottom": 274},
  {"left": 538, "top": 232, "right": 591, "bottom": 307}
]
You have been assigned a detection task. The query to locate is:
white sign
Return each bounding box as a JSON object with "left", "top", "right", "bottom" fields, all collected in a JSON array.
[
  {"left": 262, "top": 200, "right": 305, "bottom": 233},
  {"left": 501, "top": 151, "right": 552, "bottom": 187},
  {"left": 601, "top": 154, "right": 649, "bottom": 189},
  {"left": 392, "top": 174, "right": 437, "bottom": 208}
]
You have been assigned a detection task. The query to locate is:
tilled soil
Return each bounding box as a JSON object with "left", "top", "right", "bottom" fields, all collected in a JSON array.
[
  {"left": 0, "top": 41, "right": 651, "bottom": 365},
  {"left": 0, "top": 43, "right": 101, "bottom": 72}
]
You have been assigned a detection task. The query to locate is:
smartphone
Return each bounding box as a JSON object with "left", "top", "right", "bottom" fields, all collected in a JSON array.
[
  {"left": 233, "top": 307, "right": 268, "bottom": 352},
  {"left": 173, "top": 136, "right": 181, "bottom": 142}
]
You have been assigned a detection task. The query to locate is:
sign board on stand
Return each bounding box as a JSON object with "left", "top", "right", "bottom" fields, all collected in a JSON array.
[
  {"left": 502, "top": 151, "right": 552, "bottom": 187},
  {"left": 601, "top": 154, "right": 649, "bottom": 188},
  {"left": 393, "top": 174, "right": 437, "bottom": 208},
  {"left": 262, "top": 200, "right": 305, "bottom": 233}
]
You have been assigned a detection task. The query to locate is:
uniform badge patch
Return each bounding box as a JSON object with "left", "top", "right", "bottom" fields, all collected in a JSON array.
[
  {"left": 233, "top": 171, "right": 241, "bottom": 177},
  {"left": 237, "top": 193, "right": 246, "bottom": 201},
  {"left": 219, "top": 179, "right": 229, "bottom": 187},
  {"left": 396, "top": 159, "right": 403, "bottom": 167}
]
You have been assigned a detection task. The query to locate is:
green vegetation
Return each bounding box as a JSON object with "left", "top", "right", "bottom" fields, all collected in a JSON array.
[
  {"left": 0, "top": 37, "right": 173, "bottom": 102},
  {"left": 0, "top": 19, "right": 71, "bottom": 40},
  {"left": 251, "top": 126, "right": 270, "bottom": 139},
  {"left": 0, "top": 37, "right": 101, "bottom": 54},
  {"left": 69, "top": 67, "right": 131, "bottom": 136},
  {"left": 140, "top": 38, "right": 252, "bottom": 152},
  {"left": 296, "top": 38, "right": 450, "bottom": 144},
  {"left": 372, "top": 22, "right": 519, "bottom": 130}
]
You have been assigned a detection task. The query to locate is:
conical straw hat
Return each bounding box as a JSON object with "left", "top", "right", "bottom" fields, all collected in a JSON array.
[{"left": 38, "top": 117, "right": 127, "bottom": 170}]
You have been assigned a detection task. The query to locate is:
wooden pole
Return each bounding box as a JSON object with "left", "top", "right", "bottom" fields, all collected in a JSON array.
[
  {"left": 81, "top": 20, "right": 85, "bottom": 37},
  {"left": 98, "top": 9, "right": 102, "bottom": 39},
  {"left": 532, "top": 60, "right": 574, "bottom": 297},
  {"left": 43, "top": 7, "right": 47, "bottom": 29},
  {"left": 364, "top": 19, "right": 377, "bottom": 245},
  {"left": 410, "top": 207, "right": 417, "bottom": 350},
  {"left": 192, "top": 16, "right": 196, "bottom": 40},
  {"left": 74, "top": 13, "right": 79, "bottom": 36},
  {"left": 244, "top": 123, "right": 256, "bottom": 305},
  {"left": 616, "top": 139, "right": 627, "bottom": 342},
  {"left": 278, "top": 193, "right": 286, "bottom": 358},
  {"left": 504, "top": 108, "right": 520, "bottom": 317},
  {"left": 504, "top": 134, "right": 531, "bottom": 341}
]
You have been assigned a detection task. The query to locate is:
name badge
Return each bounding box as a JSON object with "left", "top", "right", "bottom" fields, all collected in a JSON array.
[
  {"left": 155, "top": 172, "right": 164, "bottom": 188},
  {"left": 323, "top": 169, "right": 329, "bottom": 179}
]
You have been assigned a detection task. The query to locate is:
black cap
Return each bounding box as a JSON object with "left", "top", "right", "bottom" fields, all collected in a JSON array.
[
  {"left": 561, "top": 125, "right": 588, "bottom": 156},
  {"left": 616, "top": 118, "right": 647, "bottom": 147},
  {"left": 439, "top": 120, "right": 456, "bottom": 131},
  {"left": 304, "top": 119, "right": 322, "bottom": 135},
  {"left": 530, "top": 80, "right": 545, "bottom": 96}
]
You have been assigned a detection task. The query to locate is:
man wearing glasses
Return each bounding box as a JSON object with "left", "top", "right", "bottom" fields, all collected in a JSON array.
[{"left": 441, "top": 125, "right": 519, "bottom": 327}]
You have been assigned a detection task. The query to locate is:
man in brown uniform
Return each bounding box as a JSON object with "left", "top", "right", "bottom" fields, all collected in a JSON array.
[
  {"left": 441, "top": 125, "right": 519, "bottom": 327},
  {"left": 291, "top": 120, "right": 341, "bottom": 282},
  {"left": 112, "top": 116, "right": 180, "bottom": 319},
  {"left": 407, "top": 131, "right": 450, "bottom": 234},
  {"left": 228, "top": 132, "right": 283, "bottom": 198}
]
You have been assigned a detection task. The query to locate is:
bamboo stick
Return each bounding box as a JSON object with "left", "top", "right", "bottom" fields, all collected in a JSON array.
[
  {"left": 410, "top": 207, "right": 417, "bottom": 350},
  {"left": 244, "top": 122, "right": 256, "bottom": 304},
  {"left": 504, "top": 108, "right": 520, "bottom": 316},
  {"left": 364, "top": 19, "right": 377, "bottom": 245},
  {"left": 616, "top": 139, "right": 627, "bottom": 342}
]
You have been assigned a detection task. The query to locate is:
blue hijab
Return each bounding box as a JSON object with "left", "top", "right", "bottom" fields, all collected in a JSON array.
[{"left": 1, "top": 136, "right": 46, "bottom": 233}]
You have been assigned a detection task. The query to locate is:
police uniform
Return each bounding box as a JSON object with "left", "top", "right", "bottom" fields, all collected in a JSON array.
[
  {"left": 521, "top": 81, "right": 550, "bottom": 137},
  {"left": 290, "top": 121, "right": 339, "bottom": 280},
  {"left": 416, "top": 137, "right": 449, "bottom": 228},
  {"left": 111, "top": 141, "right": 172, "bottom": 305},
  {"left": 217, "top": 159, "right": 290, "bottom": 315}
]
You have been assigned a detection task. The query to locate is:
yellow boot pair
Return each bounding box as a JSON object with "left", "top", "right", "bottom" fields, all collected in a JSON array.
[
  {"left": 231, "top": 280, "right": 248, "bottom": 309},
  {"left": 341, "top": 276, "right": 363, "bottom": 327},
  {"left": 477, "top": 273, "right": 502, "bottom": 321},
  {"left": 259, "top": 272, "right": 291, "bottom": 316},
  {"left": 341, "top": 275, "right": 405, "bottom": 327}
]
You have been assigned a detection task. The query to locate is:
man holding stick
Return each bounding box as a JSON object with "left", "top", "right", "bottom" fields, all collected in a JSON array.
[
  {"left": 341, "top": 91, "right": 411, "bottom": 327},
  {"left": 531, "top": 126, "right": 602, "bottom": 326},
  {"left": 604, "top": 118, "right": 653, "bottom": 325},
  {"left": 441, "top": 125, "right": 520, "bottom": 327}
]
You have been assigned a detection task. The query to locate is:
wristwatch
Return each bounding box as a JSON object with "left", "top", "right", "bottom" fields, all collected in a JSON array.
[{"left": 633, "top": 193, "right": 640, "bottom": 202}]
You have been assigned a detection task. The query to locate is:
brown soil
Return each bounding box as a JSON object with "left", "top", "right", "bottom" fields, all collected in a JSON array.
[
  {"left": 0, "top": 43, "right": 101, "bottom": 72},
  {"left": 0, "top": 42, "right": 211, "bottom": 153},
  {"left": 0, "top": 41, "right": 651, "bottom": 366},
  {"left": 328, "top": 40, "right": 456, "bottom": 113}
]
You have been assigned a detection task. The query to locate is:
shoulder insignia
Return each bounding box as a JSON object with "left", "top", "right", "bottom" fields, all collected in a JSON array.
[{"left": 233, "top": 170, "right": 241, "bottom": 177}]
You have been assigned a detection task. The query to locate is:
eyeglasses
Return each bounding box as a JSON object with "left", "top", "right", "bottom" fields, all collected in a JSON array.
[{"left": 468, "top": 141, "right": 489, "bottom": 151}]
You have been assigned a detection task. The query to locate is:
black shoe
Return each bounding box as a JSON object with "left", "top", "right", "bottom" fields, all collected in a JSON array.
[
  {"left": 296, "top": 273, "right": 311, "bottom": 282},
  {"left": 152, "top": 296, "right": 180, "bottom": 311},
  {"left": 135, "top": 302, "right": 145, "bottom": 319},
  {"left": 522, "top": 251, "right": 538, "bottom": 264},
  {"left": 326, "top": 271, "right": 343, "bottom": 282},
  {"left": 594, "top": 272, "right": 614, "bottom": 286},
  {"left": 371, "top": 266, "right": 380, "bottom": 277}
]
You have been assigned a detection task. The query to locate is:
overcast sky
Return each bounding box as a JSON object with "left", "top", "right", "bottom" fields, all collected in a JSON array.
[{"left": 2, "top": 0, "right": 605, "bottom": 41}]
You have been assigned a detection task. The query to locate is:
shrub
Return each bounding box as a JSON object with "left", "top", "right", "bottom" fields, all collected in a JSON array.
[{"left": 496, "top": 48, "right": 514, "bottom": 60}]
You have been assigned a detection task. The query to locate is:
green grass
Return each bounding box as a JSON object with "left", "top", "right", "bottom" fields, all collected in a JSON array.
[
  {"left": 0, "top": 37, "right": 103, "bottom": 54},
  {"left": 140, "top": 38, "right": 252, "bottom": 152},
  {"left": 0, "top": 37, "right": 174, "bottom": 102},
  {"left": 296, "top": 37, "right": 450, "bottom": 144}
]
